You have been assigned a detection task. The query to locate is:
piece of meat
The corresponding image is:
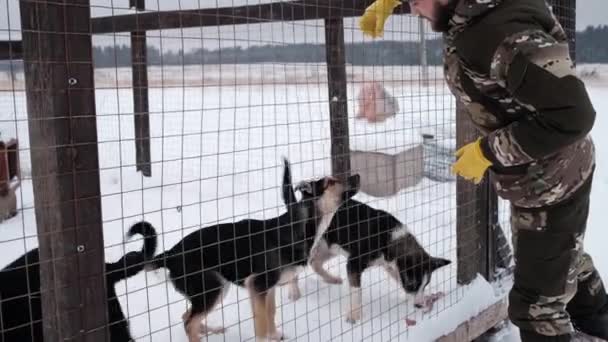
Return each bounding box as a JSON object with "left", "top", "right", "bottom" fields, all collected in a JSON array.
[
  {"left": 405, "top": 318, "right": 417, "bottom": 327},
  {"left": 415, "top": 292, "right": 445, "bottom": 313},
  {"left": 355, "top": 81, "right": 399, "bottom": 123}
]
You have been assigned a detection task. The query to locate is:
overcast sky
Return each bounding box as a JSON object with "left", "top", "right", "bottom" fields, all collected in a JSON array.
[
  {"left": 1, "top": 0, "right": 606, "bottom": 49},
  {"left": 577, "top": 0, "right": 607, "bottom": 29}
]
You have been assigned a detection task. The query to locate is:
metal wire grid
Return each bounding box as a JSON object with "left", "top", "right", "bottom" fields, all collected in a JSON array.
[{"left": 0, "top": 0, "right": 580, "bottom": 341}]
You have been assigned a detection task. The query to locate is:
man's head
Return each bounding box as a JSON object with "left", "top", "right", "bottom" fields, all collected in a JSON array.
[{"left": 409, "top": 0, "right": 457, "bottom": 32}]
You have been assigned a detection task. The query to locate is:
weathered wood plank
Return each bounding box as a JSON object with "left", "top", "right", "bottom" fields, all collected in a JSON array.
[
  {"left": 456, "top": 101, "right": 490, "bottom": 284},
  {"left": 436, "top": 299, "right": 508, "bottom": 342},
  {"left": 130, "top": 0, "right": 151, "bottom": 177},
  {"left": 325, "top": 17, "right": 351, "bottom": 180},
  {"left": 0, "top": 41, "right": 23, "bottom": 60},
  {"left": 92, "top": 0, "right": 411, "bottom": 34},
  {"left": 487, "top": 171, "right": 502, "bottom": 282},
  {"left": 5, "top": 139, "right": 19, "bottom": 181},
  {"left": 20, "top": 0, "right": 108, "bottom": 340}
]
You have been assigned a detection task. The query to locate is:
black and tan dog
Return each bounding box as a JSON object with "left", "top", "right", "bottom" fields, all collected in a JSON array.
[
  {"left": 147, "top": 159, "right": 360, "bottom": 341},
  {"left": 0, "top": 221, "right": 157, "bottom": 342},
  {"left": 286, "top": 198, "right": 451, "bottom": 323}
]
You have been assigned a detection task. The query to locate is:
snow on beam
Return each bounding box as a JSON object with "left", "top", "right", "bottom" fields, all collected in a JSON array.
[{"left": 436, "top": 299, "right": 509, "bottom": 342}]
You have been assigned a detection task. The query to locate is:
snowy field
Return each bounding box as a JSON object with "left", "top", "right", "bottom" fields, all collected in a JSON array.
[{"left": 0, "top": 63, "right": 606, "bottom": 341}]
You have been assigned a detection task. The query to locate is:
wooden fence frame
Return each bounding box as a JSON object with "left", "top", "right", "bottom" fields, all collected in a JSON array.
[
  {"left": 1, "top": 0, "right": 575, "bottom": 340},
  {"left": 19, "top": 0, "right": 108, "bottom": 340}
]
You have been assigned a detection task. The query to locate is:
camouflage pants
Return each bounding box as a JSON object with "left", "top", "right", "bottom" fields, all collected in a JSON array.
[{"left": 509, "top": 176, "right": 608, "bottom": 341}]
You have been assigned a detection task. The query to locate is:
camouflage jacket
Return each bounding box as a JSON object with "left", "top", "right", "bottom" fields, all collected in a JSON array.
[{"left": 443, "top": 0, "right": 596, "bottom": 208}]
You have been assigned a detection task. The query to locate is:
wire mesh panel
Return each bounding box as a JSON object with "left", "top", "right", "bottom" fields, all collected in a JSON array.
[{"left": 0, "top": 0, "right": 577, "bottom": 341}]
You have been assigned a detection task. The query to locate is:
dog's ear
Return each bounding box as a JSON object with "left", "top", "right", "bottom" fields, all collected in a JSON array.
[
  {"left": 282, "top": 158, "right": 297, "bottom": 207},
  {"left": 430, "top": 257, "right": 451, "bottom": 271}
]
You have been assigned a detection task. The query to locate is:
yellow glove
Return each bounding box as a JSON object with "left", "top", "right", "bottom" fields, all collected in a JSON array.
[
  {"left": 451, "top": 138, "right": 493, "bottom": 184},
  {"left": 359, "top": 0, "right": 402, "bottom": 38}
]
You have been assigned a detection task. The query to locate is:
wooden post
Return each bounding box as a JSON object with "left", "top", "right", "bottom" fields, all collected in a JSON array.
[
  {"left": 0, "top": 141, "right": 8, "bottom": 196},
  {"left": 20, "top": 1, "right": 108, "bottom": 340},
  {"left": 419, "top": 18, "right": 429, "bottom": 86},
  {"left": 324, "top": 17, "right": 351, "bottom": 181},
  {"left": 130, "top": 0, "right": 151, "bottom": 176},
  {"left": 436, "top": 299, "right": 508, "bottom": 342},
  {"left": 6, "top": 139, "right": 19, "bottom": 182},
  {"left": 0, "top": 41, "right": 23, "bottom": 60},
  {"left": 455, "top": 102, "right": 495, "bottom": 284},
  {"left": 0, "top": 139, "right": 19, "bottom": 192},
  {"left": 486, "top": 172, "right": 500, "bottom": 282}
]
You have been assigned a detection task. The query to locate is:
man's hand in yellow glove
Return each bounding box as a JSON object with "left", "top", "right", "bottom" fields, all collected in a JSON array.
[
  {"left": 451, "top": 138, "right": 493, "bottom": 184},
  {"left": 359, "top": 0, "right": 402, "bottom": 38}
]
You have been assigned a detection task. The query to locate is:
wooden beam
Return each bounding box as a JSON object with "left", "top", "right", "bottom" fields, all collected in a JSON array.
[
  {"left": 130, "top": 1, "right": 151, "bottom": 177},
  {"left": 0, "top": 41, "right": 23, "bottom": 60},
  {"left": 91, "top": 0, "right": 411, "bottom": 34},
  {"left": 456, "top": 102, "right": 490, "bottom": 285},
  {"left": 129, "top": 0, "right": 144, "bottom": 9},
  {"left": 6, "top": 139, "right": 19, "bottom": 182},
  {"left": 325, "top": 17, "right": 351, "bottom": 181},
  {"left": 20, "top": 0, "right": 108, "bottom": 341},
  {"left": 436, "top": 299, "right": 508, "bottom": 342},
  {"left": 418, "top": 19, "right": 429, "bottom": 86},
  {"left": 0, "top": 141, "right": 8, "bottom": 196},
  {"left": 487, "top": 172, "right": 502, "bottom": 282}
]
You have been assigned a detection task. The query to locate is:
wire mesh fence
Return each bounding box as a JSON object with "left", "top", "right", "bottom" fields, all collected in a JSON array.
[{"left": 0, "top": 0, "right": 576, "bottom": 341}]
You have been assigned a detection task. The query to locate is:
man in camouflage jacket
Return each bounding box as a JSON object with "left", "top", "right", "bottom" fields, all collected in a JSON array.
[{"left": 358, "top": 0, "right": 608, "bottom": 341}]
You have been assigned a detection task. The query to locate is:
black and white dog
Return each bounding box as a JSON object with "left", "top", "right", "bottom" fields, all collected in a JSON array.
[
  {"left": 0, "top": 221, "right": 157, "bottom": 342},
  {"left": 147, "top": 159, "right": 360, "bottom": 341},
  {"left": 286, "top": 198, "right": 451, "bottom": 323}
]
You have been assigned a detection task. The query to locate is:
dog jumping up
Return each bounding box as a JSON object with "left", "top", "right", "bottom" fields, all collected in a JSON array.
[
  {"left": 0, "top": 221, "right": 157, "bottom": 342},
  {"left": 147, "top": 159, "right": 360, "bottom": 341},
  {"left": 285, "top": 198, "right": 451, "bottom": 323}
]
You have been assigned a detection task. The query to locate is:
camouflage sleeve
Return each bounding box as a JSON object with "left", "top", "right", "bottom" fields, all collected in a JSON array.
[{"left": 480, "top": 29, "right": 596, "bottom": 168}]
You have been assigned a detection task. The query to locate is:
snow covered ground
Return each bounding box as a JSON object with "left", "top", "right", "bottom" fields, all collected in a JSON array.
[{"left": 0, "top": 63, "right": 606, "bottom": 341}]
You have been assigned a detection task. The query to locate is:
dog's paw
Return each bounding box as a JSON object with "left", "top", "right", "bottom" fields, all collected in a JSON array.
[
  {"left": 345, "top": 310, "right": 361, "bottom": 324},
  {"left": 267, "top": 330, "right": 286, "bottom": 340},
  {"left": 202, "top": 325, "right": 226, "bottom": 335},
  {"left": 322, "top": 275, "right": 343, "bottom": 285}
]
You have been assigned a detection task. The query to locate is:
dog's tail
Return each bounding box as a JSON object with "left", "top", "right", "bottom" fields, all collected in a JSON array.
[
  {"left": 282, "top": 157, "right": 297, "bottom": 209},
  {"left": 105, "top": 221, "right": 158, "bottom": 284},
  {"left": 126, "top": 221, "right": 158, "bottom": 261}
]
